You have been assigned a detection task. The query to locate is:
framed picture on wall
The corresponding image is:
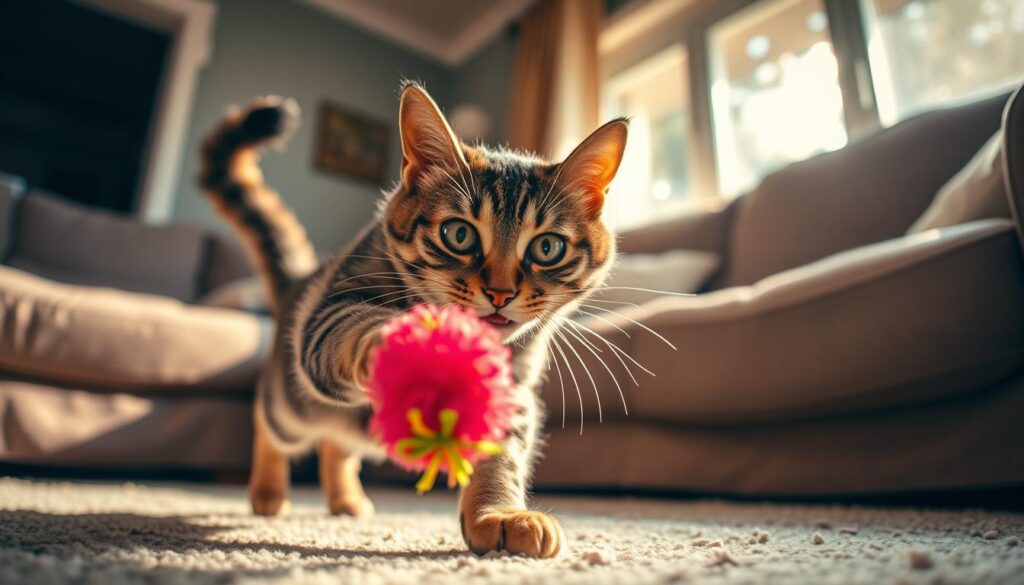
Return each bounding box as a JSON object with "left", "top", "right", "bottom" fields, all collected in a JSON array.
[{"left": 314, "top": 101, "right": 389, "bottom": 184}]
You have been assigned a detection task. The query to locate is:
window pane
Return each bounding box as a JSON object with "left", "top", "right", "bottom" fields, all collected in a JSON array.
[
  {"left": 708, "top": 0, "right": 847, "bottom": 197},
  {"left": 863, "top": 0, "right": 1024, "bottom": 126},
  {"left": 603, "top": 45, "right": 693, "bottom": 230}
]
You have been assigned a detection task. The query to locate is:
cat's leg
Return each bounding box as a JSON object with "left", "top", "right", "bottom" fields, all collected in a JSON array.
[
  {"left": 318, "top": 440, "right": 374, "bottom": 517},
  {"left": 459, "top": 392, "right": 563, "bottom": 558},
  {"left": 248, "top": 409, "right": 291, "bottom": 516}
]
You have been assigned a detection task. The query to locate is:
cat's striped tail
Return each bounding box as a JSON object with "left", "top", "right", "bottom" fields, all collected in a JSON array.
[{"left": 199, "top": 97, "right": 318, "bottom": 315}]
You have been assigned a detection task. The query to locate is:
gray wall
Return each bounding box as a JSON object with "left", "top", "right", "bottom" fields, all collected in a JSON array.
[
  {"left": 173, "top": 0, "right": 454, "bottom": 252},
  {"left": 451, "top": 29, "right": 517, "bottom": 145}
]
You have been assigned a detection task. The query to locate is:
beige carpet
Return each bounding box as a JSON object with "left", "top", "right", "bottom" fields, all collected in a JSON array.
[{"left": 1, "top": 478, "right": 1022, "bottom": 584}]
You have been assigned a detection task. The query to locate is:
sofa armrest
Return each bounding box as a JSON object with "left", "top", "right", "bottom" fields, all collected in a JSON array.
[
  {"left": 540, "top": 219, "right": 1024, "bottom": 427},
  {"left": 0, "top": 265, "right": 271, "bottom": 392},
  {"left": 1002, "top": 83, "right": 1024, "bottom": 254},
  {"left": 616, "top": 199, "right": 737, "bottom": 256}
]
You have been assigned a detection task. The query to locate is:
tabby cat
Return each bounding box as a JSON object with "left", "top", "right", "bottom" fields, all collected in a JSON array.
[{"left": 199, "top": 83, "right": 627, "bottom": 558}]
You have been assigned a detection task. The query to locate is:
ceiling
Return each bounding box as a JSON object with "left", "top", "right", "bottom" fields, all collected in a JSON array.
[{"left": 298, "top": 0, "right": 536, "bottom": 66}]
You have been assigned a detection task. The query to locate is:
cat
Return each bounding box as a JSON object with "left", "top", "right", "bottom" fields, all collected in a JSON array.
[{"left": 199, "top": 83, "right": 627, "bottom": 558}]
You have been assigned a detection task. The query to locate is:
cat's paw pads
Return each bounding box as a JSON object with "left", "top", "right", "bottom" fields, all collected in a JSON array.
[
  {"left": 461, "top": 509, "right": 564, "bottom": 558},
  {"left": 249, "top": 488, "right": 291, "bottom": 517},
  {"left": 327, "top": 494, "right": 375, "bottom": 518}
]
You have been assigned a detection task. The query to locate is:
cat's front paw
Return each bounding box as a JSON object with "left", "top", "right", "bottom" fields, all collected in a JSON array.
[{"left": 460, "top": 509, "right": 564, "bottom": 558}]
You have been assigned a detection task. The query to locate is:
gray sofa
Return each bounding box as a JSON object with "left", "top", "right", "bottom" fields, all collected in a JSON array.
[
  {"left": 1, "top": 88, "right": 1022, "bottom": 497},
  {"left": 0, "top": 181, "right": 265, "bottom": 469},
  {"left": 536, "top": 89, "right": 1024, "bottom": 495}
]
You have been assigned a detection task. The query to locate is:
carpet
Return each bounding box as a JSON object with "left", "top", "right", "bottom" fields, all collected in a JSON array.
[{"left": 1, "top": 478, "right": 1022, "bottom": 584}]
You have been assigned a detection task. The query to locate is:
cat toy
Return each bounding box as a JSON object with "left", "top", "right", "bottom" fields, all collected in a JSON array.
[{"left": 366, "top": 304, "right": 515, "bottom": 493}]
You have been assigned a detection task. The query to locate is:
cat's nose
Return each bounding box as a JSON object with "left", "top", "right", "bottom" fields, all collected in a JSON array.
[{"left": 483, "top": 287, "right": 517, "bottom": 309}]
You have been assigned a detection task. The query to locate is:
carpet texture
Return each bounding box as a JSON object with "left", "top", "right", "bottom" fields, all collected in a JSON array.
[{"left": 1, "top": 478, "right": 1022, "bottom": 584}]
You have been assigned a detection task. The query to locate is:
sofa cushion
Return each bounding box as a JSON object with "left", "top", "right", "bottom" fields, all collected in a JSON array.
[
  {"left": 1003, "top": 84, "right": 1024, "bottom": 252},
  {"left": 0, "top": 265, "right": 270, "bottom": 392},
  {"left": 908, "top": 132, "right": 1010, "bottom": 233},
  {"left": 593, "top": 250, "right": 719, "bottom": 305},
  {"left": 542, "top": 219, "right": 1024, "bottom": 426},
  {"left": 6, "top": 192, "right": 207, "bottom": 301},
  {"left": 201, "top": 232, "right": 255, "bottom": 296},
  {"left": 197, "top": 277, "right": 269, "bottom": 314}
]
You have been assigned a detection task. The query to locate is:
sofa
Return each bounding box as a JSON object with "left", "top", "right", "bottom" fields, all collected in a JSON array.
[
  {"left": 535, "top": 88, "right": 1024, "bottom": 496},
  {"left": 0, "top": 179, "right": 265, "bottom": 470},
  {"left": 1, "top": 88, "right": 1022, "bottom": 496}
]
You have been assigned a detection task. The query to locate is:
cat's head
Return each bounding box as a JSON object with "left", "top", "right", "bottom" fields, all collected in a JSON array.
[{"left": 382, "top": 83, "right": 627, "bottom": 342}]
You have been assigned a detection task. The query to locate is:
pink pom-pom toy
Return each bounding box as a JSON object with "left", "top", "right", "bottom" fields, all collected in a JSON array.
[{"left": 366, "top": 304, "right": 515, "bottom": 493}]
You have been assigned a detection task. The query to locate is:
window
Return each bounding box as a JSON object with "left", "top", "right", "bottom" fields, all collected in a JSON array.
[
  {"left": 600, "top": 0, "right": 1024, "bottom": 225},
  {"left": 862, "top": 0, "right": 1024, "bottom": 126},
  {"left": 708, "top": 0, "right": 847, "bottom": 196},
  {"left": 603, "top": 45, "right": 693, "bottom": 229}
]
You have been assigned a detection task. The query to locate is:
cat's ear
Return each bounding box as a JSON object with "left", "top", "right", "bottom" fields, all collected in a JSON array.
[
  {"left": 398, "top": 83, "right": 467, "bottom": 190},
  {"left": 554, "top": 119, "right": 629, "bottom": 215}
]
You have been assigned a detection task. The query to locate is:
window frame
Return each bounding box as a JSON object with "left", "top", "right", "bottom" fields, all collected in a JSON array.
[{"left": 600, "top": 0, "right": 891, "bottom": 203}]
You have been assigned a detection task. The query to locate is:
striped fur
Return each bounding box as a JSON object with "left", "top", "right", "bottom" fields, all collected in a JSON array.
[
  {"left": 199, "top": 97, "right": 318, "bottom": 314},
  {"left": 199, "top": 85, "right": 627, "bottom": 558}
]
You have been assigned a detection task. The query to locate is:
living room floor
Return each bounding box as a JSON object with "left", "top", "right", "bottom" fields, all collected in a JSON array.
[{"left": 1, "top": 478, "right": 1022, "bottom": 584}]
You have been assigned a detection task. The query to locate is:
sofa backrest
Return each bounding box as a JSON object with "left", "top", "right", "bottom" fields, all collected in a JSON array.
[
  {"left": 0, "top": 188, "right": 253, "bottom": 302},
  {"left": 203, "top": 231, "right": 257, "bottom": 294},
  {"left": 722, "top": 91, "right": 1010, "bottom": 287}
]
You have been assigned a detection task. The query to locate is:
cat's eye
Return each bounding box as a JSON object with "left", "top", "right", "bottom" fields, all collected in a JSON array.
[
  {"left": 440, "top": 219, "right": 478, "bottom": 254},
  {"left": 528, "top": 233, "right": 567, "bottom": 267}
]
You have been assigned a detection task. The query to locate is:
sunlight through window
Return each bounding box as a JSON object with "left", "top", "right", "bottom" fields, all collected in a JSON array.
[
  {"left": 708, "top": 0, "right": 847, "bottom": 197},
  {"left": 862, "top": 0, "right": 1024, "bottom": 126},
  {"left": 603, "top": 45, "right": 692, "bottom": 230}
]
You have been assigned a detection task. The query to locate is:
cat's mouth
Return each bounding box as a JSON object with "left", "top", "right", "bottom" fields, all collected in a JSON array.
[{"left": 481, "top": 313, "right": 513, "bottom": 327}]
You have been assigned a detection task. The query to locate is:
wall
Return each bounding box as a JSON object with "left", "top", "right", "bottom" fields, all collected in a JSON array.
[
  {"left": 450, "top": 28, "right": 517, "bottom": 145},
  {"left": 173, "top": 0, "right": 453, "bottom": 252}
]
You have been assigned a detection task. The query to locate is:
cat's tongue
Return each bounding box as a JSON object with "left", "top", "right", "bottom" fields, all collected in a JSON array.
[{"left": 482, "top": 314, "right": 511, "bottom": 327}]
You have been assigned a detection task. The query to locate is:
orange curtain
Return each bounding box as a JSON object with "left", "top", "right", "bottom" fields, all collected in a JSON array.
[{"left": 507, "top": 0, "right": 602, "bottom": 160}]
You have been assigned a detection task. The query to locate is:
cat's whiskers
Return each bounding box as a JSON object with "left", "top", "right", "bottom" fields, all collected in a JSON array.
[
  {"left": 437, "top": 167, "right": 473, "bottom": 206},
  {"left": 574, "top": 308, "right": 659, "bottom": 376},
  {"left": 545, "top": 345, "right": 567, "bottom": 430},
  {"left": 540, "top": 185, "right": 583, "bottom": 218},
  {"left": 340, "top": 281, "right": 445, "bottom": 292},
  {"left": 553, "top": 317, "right": 627, "bottom": 416},
  {"left": 327, "top": 277, "right": 450, "bottom": 302},
  {"left": 539, "top": 285, "right": 696, "bottom": 302},
  {"left": 357, "top": 284, "right": 447, "bottom": 306},
  {"left": 334, "top": 268, "right": 435, "bottom": 288},
  {"left": 590, "top": 286, "right": 696, "bottom": 297},
  {"left": 379, "top": 252, "right": 469, "bottom": 291},
  {"left": 575, "top": 308, "right": 632, "bottom": 339},
  {"left": 547, "top": 330, "right": 584, "bottom": 435},
  {"left": 540, "top": 306, "right": 651, "bottom": 385},
  {"left": 333, "top": 253, "right": 450, "bottom": 285},
  {"left": 438, "top": 144, "right": 475, "bottom": 202},
  {"left": 577, "top": 303, "right": 677, "bottom": 351},
  {"left": 537, "top": 160, "right": 567, "bottom": 213},
  {"left": 334, "top": 270, "right": 454, "bottom": 292},
  {"left": 550, "top": 324, "right": 602, "bottom": 424},
  {"left": 563, "top": 317, "right": 640, "bottom": 388},
  {"left": 375, "top": 291, "right": 437, "bottom": 309},
  {"left": 541, "top": 288, "right": 678, "bottom": 352}
]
